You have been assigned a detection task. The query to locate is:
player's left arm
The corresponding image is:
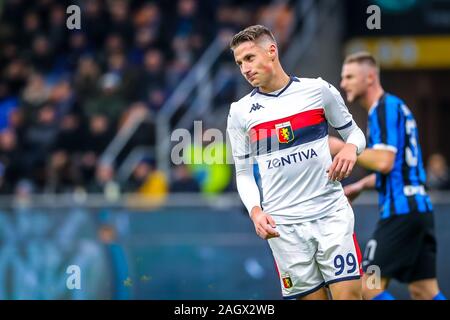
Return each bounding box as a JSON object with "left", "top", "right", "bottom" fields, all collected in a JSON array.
[{"left": 321, "top": 79, "right": 366, "bottom": 181}]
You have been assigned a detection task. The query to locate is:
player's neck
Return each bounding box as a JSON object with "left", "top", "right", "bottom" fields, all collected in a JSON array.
[
  {"left": 259, "top": 71, "right": 290, "bottom": 94},
  {"left": 363, "top": 86, "right": 384, "bottom": 112}
]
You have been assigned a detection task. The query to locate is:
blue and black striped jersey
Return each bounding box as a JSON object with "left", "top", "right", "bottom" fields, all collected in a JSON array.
[{"left": 367, "top": 93, "right": 433, "bottom": 219}]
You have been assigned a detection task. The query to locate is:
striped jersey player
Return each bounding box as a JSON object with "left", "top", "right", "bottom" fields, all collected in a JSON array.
[
  {"left": 227, "top": 25, "right": 366, "bottom": 300},
  {"left": 337, "top": 51, "right": 446, "bottom": 300}
]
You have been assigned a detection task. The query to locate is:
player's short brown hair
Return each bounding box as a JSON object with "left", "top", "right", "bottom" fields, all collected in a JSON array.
[
  {"left": 344, "top": 51, "right": 378, "bottom": 68},
  {"left": 229, "top": 25, "right": 276, "bottom": 50}
]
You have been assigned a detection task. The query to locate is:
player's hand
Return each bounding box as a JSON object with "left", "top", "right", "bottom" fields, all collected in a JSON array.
[
  {"left": 327, "top": 143, "right": 357, "bottom": 181},
  {"left": 250, "top": 207, "right": 280, "bottom": 240},
  {"left": 344, "top": 181, "right": 364, "bottom": 202}
]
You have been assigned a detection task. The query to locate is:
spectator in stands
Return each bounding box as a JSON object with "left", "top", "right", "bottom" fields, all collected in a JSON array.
[
  {"left": 138, "top": 48, "right": 166, "bottom": 102},
  {"left": 108, "top": 0, "right": 134, "bottom": 46},
  {"left": 4, "top": 59, "right": 30, "bottom": 96},
  {"left": 106, "top": 52, "right": 140, "bottom": 102},
  {"left": 129, "top": 1, "right": 163, "bottom": 64},
  {"left": 124, "top": 157, "right": 168, "bottom": 199},
  {"left": 80, "top": 114, "right": 115, "bottom": 185},
  {"left": 82, "top": 0, "right": 108, "bottom": 48},
  {"left": 129, "top": 28, "right": 157, "bottom": 66},
  {"left": 46, "top": 111, "right": 84, "bottom": 193},
  {"left": 21, "top": 73, "right": 50, "bottom": 111},
  {"left": 170, "top": 163, "right": 200, "bottom": 193},
  {"left": 73, "top": 56, "right": 101, "bottom": 105},
  {"left": 29, "top": 35, "right": 55, "bottom": 74},
  {"left": 65, "top": 31, "right": 93, "bottom": 72},
  {"left": 48, "top": 4, "right": 68, "bottom": 56},
  {"left": 20, "top": 10, "right": 42, "bottom": 49},
  {"left": 88, "top": 162, "right": 121, "bottom": 201},
  {"left": 84, "top": 73, "right": 127, "bottom": 123},
  {"left": 0, "top": 81, "right": 19, "bottom": 132},
  {"left": 48, "top": 78, "right": 79, "bottom": 120},
  {"left": 0, "top": 129, "right": 24, "bottom": 193},
  {"left": 22, "top": 104, "right": 59, "bottom": 189}
]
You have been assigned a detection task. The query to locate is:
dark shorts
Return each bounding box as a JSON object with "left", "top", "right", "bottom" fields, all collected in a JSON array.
[{"left": 362, "top": 211, "right": 437, "bottom": 283}]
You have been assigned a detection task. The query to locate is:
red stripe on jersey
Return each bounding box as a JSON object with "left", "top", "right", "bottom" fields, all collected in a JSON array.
[
  {"left": 273, "top": 258, "right": 281, "bottom": 278},
  {"left": 250, "top": 108, "right": 325, "bottom": 142},
  {"left": 353, "top": 233, "right": 364, "bottom": 276}
]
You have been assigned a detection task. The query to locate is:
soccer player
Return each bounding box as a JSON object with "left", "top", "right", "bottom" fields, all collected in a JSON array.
[
  {"left": 226, "top": 25, "right": 366, "bottom": 300},
  {"left": 332, "top": 51, "right": 446, "bottom": 300}
]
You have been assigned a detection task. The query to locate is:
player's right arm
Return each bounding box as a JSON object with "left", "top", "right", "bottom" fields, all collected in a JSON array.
[
  {"left": 329, "top": 136, "right": 395, "bottom": 174},
  {"left": 356, "top": 149, "right": 395, "bottom": 174},
  {"left": 227, "top": 103, "right": 279, "bottom": 240},
  {"left": 344, "top": 173, "right": 376, "bottom": 202}
]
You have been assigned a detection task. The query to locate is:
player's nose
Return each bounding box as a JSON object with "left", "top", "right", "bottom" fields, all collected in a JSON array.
[{"left": 242, "top": 67, "right": 251, "bottom": 76}]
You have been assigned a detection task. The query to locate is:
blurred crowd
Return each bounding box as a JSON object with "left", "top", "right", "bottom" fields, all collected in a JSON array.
[
  {"left": 1, "top": 0, "right": 447, "bottom": 200},
  {"left": 0, "top": 0, "right": 299, "bottom": 197}
]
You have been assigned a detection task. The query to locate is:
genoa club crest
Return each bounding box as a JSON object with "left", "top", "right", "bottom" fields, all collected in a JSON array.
[
  {"left": 282, "top": 274, "right": 293, "bottom": 289},
  {"left": 275, "top": 121, "right": 294, "bottom": 143}
]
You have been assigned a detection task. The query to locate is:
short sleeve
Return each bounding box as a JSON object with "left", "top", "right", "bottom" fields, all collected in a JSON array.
[{"left": 370, "top": 101, "right": 399, "bottom": 153}]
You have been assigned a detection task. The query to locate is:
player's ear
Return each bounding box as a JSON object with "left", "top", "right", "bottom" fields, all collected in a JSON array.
[
  {"left": 268, "top": 44, "right": 277, "bottom": 61},
  {"left": 366, "top": 65, "right": 379, "bottom": 85},
  {"left": 367, "top": 69, "right": 376, "bottom": 85}
]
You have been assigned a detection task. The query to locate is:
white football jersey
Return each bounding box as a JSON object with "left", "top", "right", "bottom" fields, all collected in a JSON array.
[{"left": 227, "top": 77, "right": 359, "bottom": 224}]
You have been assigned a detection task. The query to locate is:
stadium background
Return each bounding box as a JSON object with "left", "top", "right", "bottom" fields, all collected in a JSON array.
[{"left": 0, "top": 0, "right": 449, "bottom": 299}]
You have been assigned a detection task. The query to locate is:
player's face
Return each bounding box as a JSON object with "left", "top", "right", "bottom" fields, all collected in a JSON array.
[
  {"left": 340, "top": 62, "right": 369, "bottom": 103},
  {"left": 233, "top": 41, "right": 274, "bottom": 88}
]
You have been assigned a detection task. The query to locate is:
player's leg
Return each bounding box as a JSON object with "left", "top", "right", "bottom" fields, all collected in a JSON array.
[
  {"left": 408, "top": 278, "right": 442, "bottom": 300},
  {"left": 314, "top": 203, "right": 362, "bottom": 300},
  {"left": 267, "top": 223, "right": 328, "bottom": 300},
  {"left": 361, "top": 274, "right": 391, "bottom": 300},
  {"left": 297, "top": 287, "right": 329, "bottom": 300},
  {"left": 407, "top": 213, "right": 446, "bottom": 300},
  {"left": 328, "top": 278, "right": 361, "bottom": 300},
  {"left": 361, "top": 213, "right": 424, "bottom": 300}
]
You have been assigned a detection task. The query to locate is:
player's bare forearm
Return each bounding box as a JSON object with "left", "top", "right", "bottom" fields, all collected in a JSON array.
[
  {"left": 344, "top": 174, "right": 376, "bottom": 202},
  {"left": 356, "top": 149, "right": 395, "bottom": 174},
  {"left": 328, "top": 136, "right": 346, "bottom": 156},
  {"left": 250, "top": 206, "right": 280, "bottom": 240}
]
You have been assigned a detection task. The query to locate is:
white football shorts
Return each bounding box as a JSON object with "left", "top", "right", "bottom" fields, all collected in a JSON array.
[{"left": 267, "top": 202, "right": 363, "bottom": 299}]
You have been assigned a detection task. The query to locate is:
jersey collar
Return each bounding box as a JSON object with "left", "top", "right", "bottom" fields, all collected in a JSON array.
[
  {"left": 369, "top": 92, "right": 387, "bottom": 115},
  {"left": 251, "top": 76, "right": 299, "bottom": 97}
]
